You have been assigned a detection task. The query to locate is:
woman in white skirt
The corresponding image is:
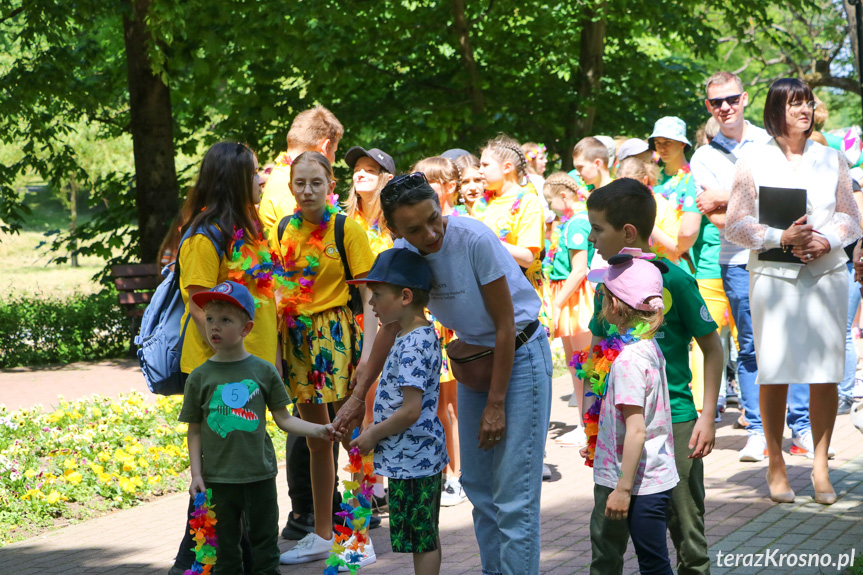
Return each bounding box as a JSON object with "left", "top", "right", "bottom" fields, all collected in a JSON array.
[{"left": 726, "top": 78, "right": 861, "bottom": 505}]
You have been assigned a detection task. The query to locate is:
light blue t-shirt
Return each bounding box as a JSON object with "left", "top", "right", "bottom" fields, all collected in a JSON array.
[
  {"left": 373, "top": 325, "right": 448, "bottom": 480},
  {"left": 395, "top": 216, "right": 541, "bottom": 347}
]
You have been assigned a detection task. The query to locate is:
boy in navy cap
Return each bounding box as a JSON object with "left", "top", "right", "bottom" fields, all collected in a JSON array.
[
  {"left": 180, "top": 280, "right": 340, "bottom": 574},
  {"left": 347, "top": 249, "right": 448, "bottom": 575}
]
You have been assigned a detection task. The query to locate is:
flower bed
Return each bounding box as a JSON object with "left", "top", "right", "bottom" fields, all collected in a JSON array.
[{"left": 0, "top": 392, "right": 287, "bottom": 546}]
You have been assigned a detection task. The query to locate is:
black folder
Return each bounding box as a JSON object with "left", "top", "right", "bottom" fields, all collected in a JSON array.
[{"left": 757, "top": 186, "right": 807, "bottom": 263}]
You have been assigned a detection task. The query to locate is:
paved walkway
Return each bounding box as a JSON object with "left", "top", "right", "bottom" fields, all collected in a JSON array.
[{"left": 1, "top": 362, "right": 862, "bottom": 574}]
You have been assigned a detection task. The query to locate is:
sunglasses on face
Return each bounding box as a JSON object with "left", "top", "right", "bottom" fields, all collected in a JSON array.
[
  {"left": 707, "top": 94, "right": 742, "bottom": 109},
  {"left": 788, "top": 100, "right": 817, "bottom": 110}
]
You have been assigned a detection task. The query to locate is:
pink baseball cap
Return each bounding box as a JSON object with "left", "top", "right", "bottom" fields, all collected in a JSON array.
[{"left": 586, "top": 248, "right": 667, "bottom": 312}]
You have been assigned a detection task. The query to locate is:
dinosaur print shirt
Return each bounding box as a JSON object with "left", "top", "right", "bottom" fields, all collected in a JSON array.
[
  {"left": 179, "top": 355, "right": 291, "bottom": 483},
  {"left": 373, "top": 325, "right": 448, "bottom": 479}
]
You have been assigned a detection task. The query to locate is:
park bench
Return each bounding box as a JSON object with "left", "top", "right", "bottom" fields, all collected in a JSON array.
[{"left": 111, "top": 263, "right": 161, "bottom": 354}]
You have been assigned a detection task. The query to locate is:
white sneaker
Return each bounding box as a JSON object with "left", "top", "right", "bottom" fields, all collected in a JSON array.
[
  {"left": 337, "top": 536, "right": 376, "bottom": 572},
  {"left": 440, "top": 477, "right": 467, "bottom": 507},
  {"left": 280, "top": 532, "right": 334, "bottom": 564},
  {"left": 542, "top": 463, "right": 552, "bottom": 480},
  {"left": 739, "top": 434, "right": 767, "bottom": 462},
  {"left": 853, "top": 377, "right": 863, "bottom": 399},
  {"left": 556, "top": 427, "right": 587, "bottom": 447},
  {"left": 851, "top": 400, "right": 863, "bottom": 433},
  {"left": 792, "top": 430, "right": 836, "bottom": 459}
]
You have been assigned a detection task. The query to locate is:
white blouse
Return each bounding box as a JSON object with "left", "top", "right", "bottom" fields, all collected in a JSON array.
[{"left": 726, "top": 139, "right": 860, "bottom": 252}]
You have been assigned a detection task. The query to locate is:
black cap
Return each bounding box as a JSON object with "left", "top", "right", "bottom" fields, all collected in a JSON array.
[
  {"left": 441, "top": 148, "right": 471, "bottom": 161},
  {"left": 344, "top": 146, "right": 396, "bottom": 175}
]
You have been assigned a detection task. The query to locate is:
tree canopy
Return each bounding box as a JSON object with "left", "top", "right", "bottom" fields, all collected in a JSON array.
[{"left": 1, "top": 0, "right": 850, "bottom": 271}]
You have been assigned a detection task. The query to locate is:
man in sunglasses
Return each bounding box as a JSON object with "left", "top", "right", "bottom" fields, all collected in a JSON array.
[{"left": 690, "top": 71, "right": 815, "bottom": 467}]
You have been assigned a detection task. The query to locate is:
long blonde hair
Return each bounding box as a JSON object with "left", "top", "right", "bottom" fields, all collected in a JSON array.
[
  {"left": 411, "top": 156, "right": 462, "bottom": 206},
  {"left": 342, "top": 164, "right": 391, "bottom": 230}
]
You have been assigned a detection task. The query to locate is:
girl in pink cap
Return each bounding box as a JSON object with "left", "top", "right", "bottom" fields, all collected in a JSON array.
[{"left": 575, "top": 249, "right": 679, "bottom": 575}]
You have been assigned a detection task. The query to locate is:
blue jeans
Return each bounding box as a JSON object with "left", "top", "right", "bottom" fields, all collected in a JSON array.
[
  {"left": 841, "top": 262, "right": 860, "bottom": 399},
  {"left": 458, "top": 334, "right": 552, "bottom": 575},
  {"left": 721, "top": 264, "right": 810, "bottom": 437}
]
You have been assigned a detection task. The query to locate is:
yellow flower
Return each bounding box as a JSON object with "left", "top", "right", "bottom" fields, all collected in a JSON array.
[
  {"left": 24, "top": 469, "right": 36, "bottom": 479},
  {"left": 45, "top": 490, "right": 65, "bottom": 504},
  {"left": 97, "top": 451, "right": 111, "bottom": 463},
  {"left": 63, "top": 458, "right": 77, "bottom": 470},
  {"left": 147, "top": 474, "right": 161, "bottom": 483},
  {"left": 92, "top": 407, "right": 102, "bottom": 418},
  {"left": 20, "top": 489, "right": 44, "bottom": 501},
  {"left": 66, "top": 471, "right": 83, "bottom": 485},
  {"left": 98, "top": 473, "right": 111, "bottom": 484},
  {"left": 137, "top": 457, "right": 148, "bottom": 468},
  {"left": 47, "top": 410, "right": 65, "bottom": 424},
  {"left": 175, "top": 423, "right": 188, "bottom": 434},
  {"left": 89, "top": 463, "right": 104, "bottom": 475}
]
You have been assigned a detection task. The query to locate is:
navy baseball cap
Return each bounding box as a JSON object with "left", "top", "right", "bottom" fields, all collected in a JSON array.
[
  {"left": 192, "top": 281, "right": 256, "bottom": 320},
  {"left": 344, "top": 146, "right": 396, "bottom": 175},
  {"left": 346, "top": 248, "right": 432, "bottom": 291}
]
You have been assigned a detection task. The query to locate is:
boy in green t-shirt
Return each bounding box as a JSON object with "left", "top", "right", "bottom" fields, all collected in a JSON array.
[
  {"left": 585, "top": 180, "right": 723, "bottom": 575},
  {"left": 180, "top": 281, "right": 339, "bottom": 574}
]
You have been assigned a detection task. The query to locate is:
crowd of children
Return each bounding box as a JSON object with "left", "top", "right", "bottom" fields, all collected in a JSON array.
[{"left": 164, "top": 69, "right": 863, "bottom": 575}]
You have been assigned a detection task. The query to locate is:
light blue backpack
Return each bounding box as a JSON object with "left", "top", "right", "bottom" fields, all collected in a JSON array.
[{"left": 135, "top": 225, "right": 223, "bottom": 395}]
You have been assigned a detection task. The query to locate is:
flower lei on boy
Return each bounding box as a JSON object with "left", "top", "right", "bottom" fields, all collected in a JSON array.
[
  {"left": 274, "top": 194, "right": 340, "bottom": 330},
  {"left": 571, "top": 321, "right": 653, "bottom": 467},
  {"left": 184, "top": 489, "right": 217, "bottom": 574},
  {"left": 325, "top": 430, "right": 376, "bottom": 575}
]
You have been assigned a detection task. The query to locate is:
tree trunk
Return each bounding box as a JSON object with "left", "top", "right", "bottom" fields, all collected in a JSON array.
[
  {"left": 69, "top": 175, "right": 78, "bottom": 268},
  {"left": 844, "top": 0, "right": 860, "bottom": 80},
  {"left": 122, "top": 0, "right": 178, "bottom": 264},
  {"left": 451, "top": 0, "right": 485, "bottom": 116},
  {"left": 565, "top": 2, "right": 607, "bottom": 170}
]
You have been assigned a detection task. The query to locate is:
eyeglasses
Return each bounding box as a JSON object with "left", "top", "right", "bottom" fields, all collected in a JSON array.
[
  {"left": 381, "top": 172, "right": 429, "bottom": 200},
  {"left": 788, "top": 100, "right": 817, "bottom": 110},
  {"left": 707, "top": 94, "right": 742, "bottom": 109},
  {"left": 292, "top": 181, "right": 329, "bottom": 193}
]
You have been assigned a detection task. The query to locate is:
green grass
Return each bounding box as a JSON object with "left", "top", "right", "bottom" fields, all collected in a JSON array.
[
  {"left": 845, "top": 555, "right": 863, "bottom": 575},
  {"left": 1, "top": 183, "right": 116, "bottom": 297}
]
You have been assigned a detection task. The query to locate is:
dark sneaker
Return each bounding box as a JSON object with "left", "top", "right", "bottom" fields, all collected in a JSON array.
[
  {"left": 838, "top": 396, "right": 854, "bottom": 416},
  {"left": 281, "top": 512, "right": 315, "bottom": 540}
]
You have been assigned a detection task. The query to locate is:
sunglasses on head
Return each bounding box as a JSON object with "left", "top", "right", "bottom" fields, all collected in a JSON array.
[
  {"left": 707, "top": 94, "right": 742, "bottom": 109},
  {"left": 607, "top": 252, "right": 670, "bottom": 273},
  {"left": 382, "top": 172, "right": 429, "bottom": 199}
]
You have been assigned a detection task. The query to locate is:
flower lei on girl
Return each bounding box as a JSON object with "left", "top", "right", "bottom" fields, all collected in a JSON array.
[
  {"left": 184, "top": 489, "right": 217, "bottom": 574},
  {"left": 226, "top": 227, "right": 279, "bottom": 306},
  {"left": 542, "top": 206, "right": 578, "bottom": 276},
  {"left": 274, "top": 194, "right": 340, "bottom": 330},
  {"left": 571, "top": 321, "right": 653, "bottom": 467},
  {"left": 325, "top": 432, "right": 376, "bottom": 575},
  {"left": 477, "top": 187, "right": 529, "bottom": 241}
]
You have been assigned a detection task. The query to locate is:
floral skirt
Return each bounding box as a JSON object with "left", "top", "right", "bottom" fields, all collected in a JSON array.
[
  {"left": 283, "top": 306, "right": 362, "bottom": 404},
  {"left": 431, "top": 317, "right": 457, "bottom": 382}
]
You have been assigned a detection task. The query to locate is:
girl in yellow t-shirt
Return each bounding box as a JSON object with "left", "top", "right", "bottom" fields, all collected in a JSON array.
[
  {"left": 274, "top": 152, "right": 377, "bottom": 560},
  {"left": 477, "top": 135, "right": 549, "bottom": 331}
]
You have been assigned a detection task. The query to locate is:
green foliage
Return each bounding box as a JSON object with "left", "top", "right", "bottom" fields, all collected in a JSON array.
[{"left": 0, "top": 290, "right": 127, "bottom": 368}]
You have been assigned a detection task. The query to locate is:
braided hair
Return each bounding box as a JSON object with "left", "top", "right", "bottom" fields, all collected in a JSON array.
[{"left": 484, "top": 134, "right": 529, "bottom": 186}]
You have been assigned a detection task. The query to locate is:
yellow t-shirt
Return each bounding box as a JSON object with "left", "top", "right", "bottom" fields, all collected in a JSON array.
[
  {"left": 477, "top": 187, "right": 544, "bottom": 252},
  {"left": 258, "top": 163, "right": 295, "bottom": 230},
  {"left": 275, "top": 215, "right": 375, "bottom": 316},
  {"left": 353, "top": 210, "right": 394, "bottom": 255},
  {"left": 179, "top": 231, "right": 279, "bottom": 373},
  {"left": 654, "top": 193, "right": 682, "bottom": 258}
]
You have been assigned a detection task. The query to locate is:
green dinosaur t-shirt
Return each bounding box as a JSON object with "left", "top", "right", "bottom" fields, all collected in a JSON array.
[
  {"left": 180, "top": 355, "right": 291, "bottom": 483},
  {"left": 588, "top": 257, "right": 718, "bottom": 423}
]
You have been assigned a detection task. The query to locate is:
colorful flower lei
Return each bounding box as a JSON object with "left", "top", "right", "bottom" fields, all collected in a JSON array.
[
  {"left": 226, "top": 227, "right": 279, "bottom": 307},
  {"left": 274, "top": 195, "right": 340, "bottom": 330},
  {"left": 184, "top": 489, "right": 217, "bottom": 574},
  {"left": 542, "top": 207, "right": 577, "bottom": 276},
  {"left": 274, "top": 152, "right": 292, "bottom": 168},
  {"left": 525, "top": 143, "right": 546, "bottom": 161},
  {"left": 477, "top": 187, "right": 529, "bottom": 241},
  {"left": 571, "top": 321, "right": 653, "bottom": 467},
  {"left": 325, "top": 434, "right": 376, "bottom": 575}
]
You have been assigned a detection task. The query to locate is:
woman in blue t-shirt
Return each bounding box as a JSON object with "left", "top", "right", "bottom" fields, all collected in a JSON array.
[{"left": 335, "top": 173, "right": 553, "bottom": 575}]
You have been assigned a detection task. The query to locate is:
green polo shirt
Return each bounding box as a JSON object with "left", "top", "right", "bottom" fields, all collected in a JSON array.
[{"left": 588, "top": 257, "right": 718, "bottom": 423}]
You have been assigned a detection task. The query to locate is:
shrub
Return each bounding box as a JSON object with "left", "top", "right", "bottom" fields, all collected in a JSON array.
[{"left": 0, "top": 290, "right": 127, "bottom": 368}]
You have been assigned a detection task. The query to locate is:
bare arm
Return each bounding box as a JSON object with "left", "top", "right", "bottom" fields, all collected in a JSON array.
[
  {"left": 696, "top": 188, "right": 730, "bottom": 214},
  {"left": 187, "top": 423, "right": 206, "bottom": 497},
  {"left": 689, "top": 331, "right": 722, "bottom": 458},
  {"left": 605, "top": 405, "right": 645, "bottom": 520},
  {"left": 502, "top": 242, "right": 537, "bottom": 268},
  {"left": 271, "top": 407, "right": 338, "bottom": 440},
  {"left": 186, "top": 285, "right": 214, "bottom": 351},
  {"left": 553, "top": 250, "right": 588, "bottom": 318},
  {"left": 478, "top": 275, "right": 517, "bottom": 450},
  {"left": 676, "top": 212, "right": 702, "bottom": 254},
  {"left": 333, "top": 321, "right": 399, "bottom": 434},
  {"left": 351, "top": 387, "right": 422, "bottom": 455},
  {"left": 650, "top": 225, "right": 681, "bottom": 260}
]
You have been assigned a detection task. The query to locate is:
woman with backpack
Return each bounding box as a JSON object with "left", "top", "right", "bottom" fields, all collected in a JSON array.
[
  {"left": 275, "top": 151, "right": 378, "bottom": 566},
  {"left": 168, "top": 141, "right": 277, "bottom": 575}
]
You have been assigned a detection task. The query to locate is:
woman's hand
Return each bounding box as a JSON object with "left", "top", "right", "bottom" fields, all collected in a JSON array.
[
  {"left": 333, "top": 395, "right": 366, "bottom": 437},
  {"left": 477, "top": 401, "right": 506, "bottom": 450},
  {"left": 780, "top": 215, "right": 813, "bottom": 247},
  {"left": 853, "top": 239, "right": 863, "bottom": 282},
  {"left": 791, "top": 234, "right": 830, "bottom": 262}
]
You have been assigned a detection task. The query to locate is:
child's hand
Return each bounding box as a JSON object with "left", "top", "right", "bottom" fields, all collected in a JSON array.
[
  {"left": 605, "top": 487, "right": 631, "bottom": 520},
  {"left": 189, "top": 475, "right": 206, "bottom": 499},
  {"left": 319, "top": 423, "right": 342, "bottom": 442},
  {"left": 579, "top": 446, "right": 589, "bottom": 459},
  {"left": 349, "top": 427, "right": 377, "bottom": 456}
]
